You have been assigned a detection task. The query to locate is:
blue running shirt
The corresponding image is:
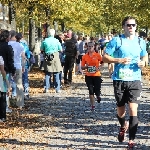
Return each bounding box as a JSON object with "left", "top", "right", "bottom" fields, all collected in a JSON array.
[{"left": 105, "top": 34, "right": 147, "bottom": 81}]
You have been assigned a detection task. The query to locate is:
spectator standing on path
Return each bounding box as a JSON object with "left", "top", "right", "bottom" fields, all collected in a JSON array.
[
  {"left": 40, "top": 28, "right": 62, "bottom": 93},
  {"left": 55, "top": 34, "right": 64, "bottom": 87},
  {"left": 0, "top": 56, "right": 10, "bottom": 122},
  {"left": 63, "top": 33, "right": 79, "bottom": 85},
  {"left": 58, "top": 32, "right": 66, "bottom": 68},
  {"left": 0, "top": 30, "right": 16, "bottom": 78},
  {"left": 81, "top": 42, "right": 103, "bottom": 111},
  {"left": 103, "top": 16, "right": 148, "bottom": 149},
  {"left": 0, "top": 30, "right": 16, "bottom": 112},
  {"left": 18, "top": 33, "right": 31, "bottom": 100},
  {"left": 8, "top": 30, "right": 26, "bottom": 109},
  {"left": 75, "top": 36, "right": 86, "bottom": 75}
]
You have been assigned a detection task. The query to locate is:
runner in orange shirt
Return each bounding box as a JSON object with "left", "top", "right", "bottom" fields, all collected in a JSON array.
[{"left": 81, "top": 42, "right": 103, "bottom": 111}]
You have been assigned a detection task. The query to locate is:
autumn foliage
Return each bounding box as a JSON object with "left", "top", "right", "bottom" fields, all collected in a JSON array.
[{"left": 1, "top": 0, "right": 150, "bottom": 34}]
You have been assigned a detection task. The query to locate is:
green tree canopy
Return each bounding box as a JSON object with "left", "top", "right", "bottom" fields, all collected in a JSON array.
[{"left": 1, "top": 0, "right": 150, "bottom": 35}]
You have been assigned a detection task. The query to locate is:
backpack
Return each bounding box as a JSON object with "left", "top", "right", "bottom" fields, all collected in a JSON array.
[
  {"left": 44, "top": 53, "right": 54, "bottom": 61},
  {"left": 65, "top": 40, "right": 77, "bottom": 56}
]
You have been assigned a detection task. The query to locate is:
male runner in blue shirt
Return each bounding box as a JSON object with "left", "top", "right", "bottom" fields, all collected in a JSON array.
[{"left": 103, "top": 16, "right": 148, "bottom": 149}]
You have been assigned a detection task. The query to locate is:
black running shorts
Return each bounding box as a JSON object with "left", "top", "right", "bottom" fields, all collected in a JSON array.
[
  {"left": 113, "top": 80, "right": 142, "bottom": 107},
  {"left": 85, "top": 76, "right": 102, "bottom": 96}
]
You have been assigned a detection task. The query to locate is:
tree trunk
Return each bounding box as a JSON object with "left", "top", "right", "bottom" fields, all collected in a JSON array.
[
  {"left": 8, "top": 1, "right": 16, "bottom": 30},
  {"left": 61, "top": 22, "right": 65, "bottom": 32},
  {"left": 54, "top": 21, "right": 58, "bottom": 35},
  {"left": 37, "top": 27, "right": 42, "bottom": 41},
  {"left": 145, "top": 27, "right": 148, "bottom": 37},
  {"left": 29, "top": 18, "right": 35, "bottom": 52}
]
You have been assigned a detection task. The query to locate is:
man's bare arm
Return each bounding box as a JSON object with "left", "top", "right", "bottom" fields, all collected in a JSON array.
[{"left": 103, "top": 53, "right": 132, "bottom": 64}]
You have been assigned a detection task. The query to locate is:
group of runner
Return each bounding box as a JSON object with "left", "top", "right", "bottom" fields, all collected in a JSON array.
[{"left": 79, "top": 16, "right": 148, "bottom": 149}]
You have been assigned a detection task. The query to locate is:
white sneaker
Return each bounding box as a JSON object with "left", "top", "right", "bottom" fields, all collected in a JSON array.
[
  {"left": 56, "top": 90, "right": 61, "bottom": 93},
  {"left": 18, "top": 106, "right": 23, "bottom": 109},
  {"left": 19, "top": 106, "right": 23, "bottom": 109}
]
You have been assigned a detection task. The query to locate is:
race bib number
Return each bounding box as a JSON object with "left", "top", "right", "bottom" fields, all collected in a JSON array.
[
  {"left": 87, "top": 66, "right": 96, "bottom": 73},
  {"left": 119, "top": 68, "right": 133, "bottom": 80}
]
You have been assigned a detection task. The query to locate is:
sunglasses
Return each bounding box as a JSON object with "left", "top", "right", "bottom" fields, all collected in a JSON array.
[
  {"left": 126, "top": 24, "right": 136, "bottom": 27},
  {"left": 88, "top": 46, "right": 94, "bottom": 48}
]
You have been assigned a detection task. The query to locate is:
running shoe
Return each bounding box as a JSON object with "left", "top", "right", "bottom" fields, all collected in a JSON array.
[
  {"left": 118, "top": 121, "right": 129, "bottom": 142},
  {"left": 91, "top": 105, "right": 95, "bottom": 111},
  {"left": 127, "top": 142, "right": 136, "bottom": 150}
]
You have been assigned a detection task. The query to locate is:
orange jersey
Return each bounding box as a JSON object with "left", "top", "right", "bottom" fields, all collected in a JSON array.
[{"left": 81, "top": 52, "right": 102, "bottom": 76}]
